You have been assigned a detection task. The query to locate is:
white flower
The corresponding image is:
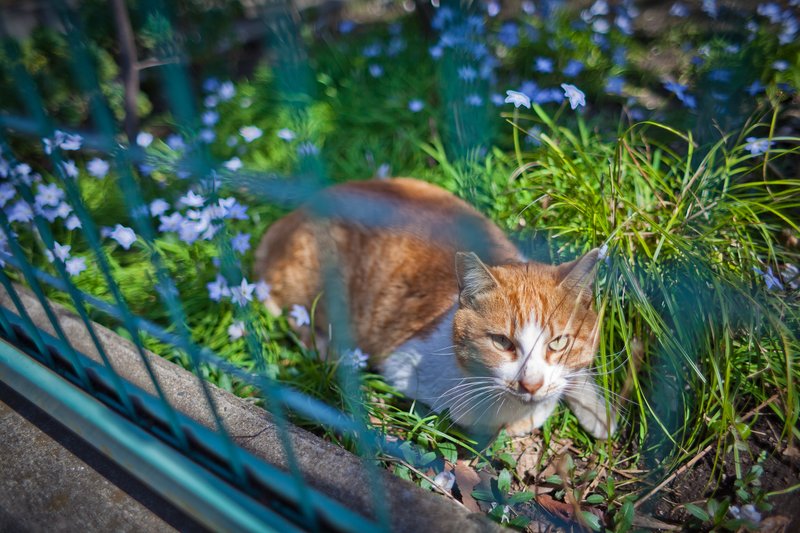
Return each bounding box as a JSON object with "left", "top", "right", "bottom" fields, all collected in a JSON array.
[
  {"left": 224, "top": 157, "right": 243, "bottom": 172},
  {"left": 239, "top": 126, "right": 263, "bottom": 143},
  {"left": 276, "top": 128, "right": 296, "bottom": 141},
  {"left": 59, "top": 132, "right": 82, "bottom": 151},
  {"left": 432, "top": 470, "right": 456, "bottom": 492},
  {"left": 230, "top": 278, "right": 256, "bottom": 307},
  {"left": 179, "top": 190, "right": 205, "bottom": 208},
  {"left": 65, "top": 256, "right": 87, "bottom": 276},
  {"left": 504, "top": 89, "right": 531, "bottom": 109},
  {"left": 290, "top": 304, "right": 310, "bottom": 327},
  {"left": 228, "top": 321, "right": 246, "bottom": 341},
  {"left": 255, "top": 280, "right": 271, "bottom": 302},
  {"left": 87, "top": 158, "right": 110, "bottom": 179},
  {"left": 109, "top": 224, "right": 137, "bottom": 250},
  {"left": 772, "top": 60, "right": 789, "bottom": 72},
  {"left": 149, "top": 198, "right": 170, "bottom": 217},
  {"left": 136, "top": 132, "right": 153, "bottom": 148},
  {"left": 561, "top": 83, "right": 586, "bottom": 110}
]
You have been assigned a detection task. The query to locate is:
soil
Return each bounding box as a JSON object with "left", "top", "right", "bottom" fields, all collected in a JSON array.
[{"left": 643, "top": 414, "right": 800, "bottom": 531}]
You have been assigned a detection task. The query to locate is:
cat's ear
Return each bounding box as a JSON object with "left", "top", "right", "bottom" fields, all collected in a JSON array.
[
  {"left": 455, "top": 252, "right": 497, "bottom": 305},
  {"left": 557, "top": 245, "right": 607, "bottom": 299}
]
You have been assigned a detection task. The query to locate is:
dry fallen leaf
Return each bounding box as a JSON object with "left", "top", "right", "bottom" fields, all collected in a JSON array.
[
  {"left": 758, "top": 515, "right": 792, "bottom": 533},
  {"left": 453, "top": 459, "right": 482, "bottom": 513}
]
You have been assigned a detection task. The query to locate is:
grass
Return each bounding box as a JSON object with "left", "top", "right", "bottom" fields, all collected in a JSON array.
[{"left": 2, "top": 0, "right": 799, "bottom": 530}]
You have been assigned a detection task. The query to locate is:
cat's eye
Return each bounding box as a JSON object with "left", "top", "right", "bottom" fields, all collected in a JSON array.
[
  {"left": 548, "top": 335, "right": 570, "bottom": 352},
  {"left": 490, "top": 334, "right": 515, "bottom": 352}
]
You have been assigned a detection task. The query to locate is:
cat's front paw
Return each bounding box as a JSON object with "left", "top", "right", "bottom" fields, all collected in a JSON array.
[
  {"left": 564, "top": 377, "right": 617, "bottom": 439},
  {"left": 504, "top": 415, "right": 537, "bottom": 437}
]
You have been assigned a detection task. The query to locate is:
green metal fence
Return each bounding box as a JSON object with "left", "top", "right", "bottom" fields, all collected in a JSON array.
[{"left": 0, "top": 1, "right": 416, "bottom": 530}]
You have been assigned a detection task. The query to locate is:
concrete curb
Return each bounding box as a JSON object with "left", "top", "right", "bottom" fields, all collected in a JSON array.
[{"left": 0, "top": 285, "right": 500, "bottom": 532}]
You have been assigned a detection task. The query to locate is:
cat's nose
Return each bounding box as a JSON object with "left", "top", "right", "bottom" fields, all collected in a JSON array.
[{"left": 520, "top": 378, "right": 544, "bottom": 395}]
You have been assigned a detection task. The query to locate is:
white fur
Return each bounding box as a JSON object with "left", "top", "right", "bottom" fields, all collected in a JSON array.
[{"left": 379, "top": 305, "right": 616, "bottom": 438}]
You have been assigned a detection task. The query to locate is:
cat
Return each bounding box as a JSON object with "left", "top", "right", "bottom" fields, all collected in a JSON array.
[{"left": 254, "top": 177, "right": 616, "bottom": 439}]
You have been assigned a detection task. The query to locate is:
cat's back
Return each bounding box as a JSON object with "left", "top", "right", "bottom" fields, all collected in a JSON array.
[{"left": 255, "top": 178, "right": 520, "bottom": 356}]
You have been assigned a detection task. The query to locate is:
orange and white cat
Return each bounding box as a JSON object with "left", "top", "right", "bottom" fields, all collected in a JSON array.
[{"left": 255, "top": 178, "right": 616, "bottom": 438}]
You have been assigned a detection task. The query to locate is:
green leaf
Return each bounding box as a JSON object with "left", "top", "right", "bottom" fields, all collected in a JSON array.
[
  {"left": 507, "top": 491, "right": 535, "bottom": 505},
  {"left": 684, "top": 503, "right": 710, "bottom": 522},
  {"left": 581, "top": 511, "right": 602, "bottom": 531},
  {"left": 498, "top": 452, "right": 517, "bottom": 468},
  {"left": 585, "top": 493, "right": 605, "bottom": 504},
  {"left": 618, "top": 500, "right": 634, "bottom": 532},
  {"left": 498, "top": 469, "right": 512, "bottom": 494},
  {"left": 471, "top": 489, "right": 496, "bottom": 502},
  {"left": 438, "top": 441, "right": 458, "bottom": 462},
  {"left": 419, "top": 451, "right": 437, "bottom": 466},
  {"left": 545, "top": 474, "right": 563, "bottom": 485}
]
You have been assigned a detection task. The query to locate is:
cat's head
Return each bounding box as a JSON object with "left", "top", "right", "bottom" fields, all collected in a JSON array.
[{"left": 452, "top": 248, "right": 604, "bottom": 405}]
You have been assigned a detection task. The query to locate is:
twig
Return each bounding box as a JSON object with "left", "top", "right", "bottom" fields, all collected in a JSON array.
[
  {"left": 110, "top": 0, "right": 140, "bottom": 143},
  {"left": 634, "top": 393, "right": 780, "bottom": 509},
  {"left": 380, "top": 456, "right": 468, "bottom": 510}
]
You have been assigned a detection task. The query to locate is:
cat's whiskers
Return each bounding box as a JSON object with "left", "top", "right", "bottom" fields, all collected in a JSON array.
[
  {"left": 433, "top": 383, "right": 503, "bottom": 409},
  {"left": 446, "top": 388, "right": 506, "bottom": 430}
]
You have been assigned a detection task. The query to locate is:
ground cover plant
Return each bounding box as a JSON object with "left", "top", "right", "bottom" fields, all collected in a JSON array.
[{"left": 1, "top": 0, "right": 799, "bottom": 530}]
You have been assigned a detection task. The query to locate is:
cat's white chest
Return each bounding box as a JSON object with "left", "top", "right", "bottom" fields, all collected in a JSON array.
[{"left": 378, "top": 305, "right": 463, "bottom": 405}]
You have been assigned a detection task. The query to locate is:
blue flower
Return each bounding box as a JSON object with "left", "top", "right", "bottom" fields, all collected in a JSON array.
[
  {"left": 290, "top": 304, "right": 311, "bottom": 327},
  {"left": 158, "top": 212, "right": 183, "bottom": 233},
  {"left": 561, "top": 83, "right": 586, "bottom": 109},
  {"left": 87, "top": 158, "right": 110, "bottom": 179},
  {"left": 605, "top": 76, "right": 625, "bottom": 96},
  {"left": 458, "top": 66, "right": 477, "bottom": 82},
  {"left": 342, "top": 348, "right": 369, "bottom": 369},
  {"left": 465, "top": 94, "right": 483, "bottom": 106},
  {"left": 408, "top": 99, "right": 425, "bottom": 112},
  {"left": 255, "top": 280, "right": 271, "bottom": 302},
  {"left": 136, "top": 132, "right": 153, "bottom": 148},
  {"left": 535, "top": 57, "right": 554, "bottom": 73},
  {"left": 8, "top": 201, "right": 33, "bottom": 223},
  {"left": 231, "top": 232, "right": 251, "bottom": 254},
  {"left": 563, "top": 59, "right": 584, "bottom": 77},
  {"left": 65, "top": 256, "right": 86, "bottom": 276},
  {"left": 753, "top": 266, "right": 783, "bottom": 291},
  {"left": 109, "top": 224, "right": 137, "bottom": 250},
  {"left": 670, "top": 2, "right": 689, "bottom": 17},
  {"left": 35, "top": 183, "right": 64, "bottom": 208},
  {"left": 207, "top": 274, "right": 230, "bottom": 302},
  {"left": 746, "top": 81, "right": 765, "bottom": 96},
  {"left": 368, "top": 64, "right": 383, "bottom": 78},
  {"left": 504, "top": 90, "right": 531, "bottom": 109},
  {"left": 149, "top": 199, "right": 170, "bottom": 217},
  {"left": 744, "top": 137, "right": 774, "bottom": 156}
]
